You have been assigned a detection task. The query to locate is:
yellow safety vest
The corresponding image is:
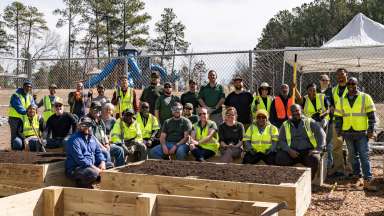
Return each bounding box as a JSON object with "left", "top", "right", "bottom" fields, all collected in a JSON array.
[
  {"left": 22, "top": 115, "right": 40, "bottom": 137},
  {"left": 283, "top": 118, "right": 317, "bottom": 148},
  {"left": 136, "top": 113, "right": 160, "bottom": 139},
  {"left": 332, "top": 85, "right": 348, "bottom": 107},
  {"left": 8, "top": 93, "right": 32, "bottom": 119},
  {"left": 303, "top": 94, "right": 326, "bottom": 118},
  {"left": 110, "top": 119, "right": 142, "bottom": 144},
  {"left": 42, "top": 96, "right": 60, "bottom": 123},
  {"left": 194, "top": 120, "right": 219, "bottom": 154},
  {"left": 334, "top": 92, "right": 376, "bottom": 131},
  {"left": 251, "top": 95, "right": 272, "bottom": 118},
  {"left": 118, "top": 88, "right": 134, "bottom": 113},
  {"left": 243, "top": 124, "right": 279, "bottom": 154}
]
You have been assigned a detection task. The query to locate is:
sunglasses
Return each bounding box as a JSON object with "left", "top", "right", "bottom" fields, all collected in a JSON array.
[{"left": 55, "top": 104, "right": 63, "bottom": 108}]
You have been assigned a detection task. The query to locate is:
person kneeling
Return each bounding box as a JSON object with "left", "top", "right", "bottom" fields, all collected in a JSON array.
[
  {"left": 275, "top": 104, "right": 325, "bottom": 180},
  {"left": 243, "top": 110, "right": 278, "bottom": 165},
  {"left": 189, "top": 107, "right": 219, "bottom": 162},
  {"left": 65, "top": 117, "right": 113, "bottom": 188}
]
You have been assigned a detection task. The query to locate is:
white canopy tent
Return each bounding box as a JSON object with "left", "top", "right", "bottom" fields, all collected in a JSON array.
[{"left": 284, "top": 13, "right": 384, "bottom": 73}]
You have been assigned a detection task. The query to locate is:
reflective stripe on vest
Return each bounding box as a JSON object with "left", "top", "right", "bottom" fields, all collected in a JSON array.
[
  {"left": 194, "top": 121, "right": 219, "bottom": 154},
  {"left": 246, "top": 124, "right": 278, "bottom": 154},
  {"left": 274, "top": 96, "right": 293, "bottom": 120},
  {"left": 339, "top": 93, "right": 371, "bottom": 131},
  {"left": 283, "top": 118, "right": 317, "bottom": 148},
  {"left": 118, "top": 88, "right": 133, "bottom": 112},
  {"left": 136, "top": 113, "right": 160, "bottom": 139},
  {"left": 110, "top": 119, "right": 142, "bottom": 144},
  {"left": 252, "top": 96, "right": 272, "bottom": 118},
  {"left": 8, "top": 93, "right": 32, "bottom": 119},
  {"left": 42, "top": 96, "right": 57, "bottom": 123},
  {"left": 23, "top": 115, "right": 40, "bottom": 137},
  {"left": 303, "top": 94, "right": 326, "bottom": 117},
  {"left": 332, "top": 85, "right": 348, "bottom": 107}
]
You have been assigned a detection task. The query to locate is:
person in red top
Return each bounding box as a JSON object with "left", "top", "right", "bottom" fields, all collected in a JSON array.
[{"left": 269, "top": 84, "right": 294, "bottom": 128}]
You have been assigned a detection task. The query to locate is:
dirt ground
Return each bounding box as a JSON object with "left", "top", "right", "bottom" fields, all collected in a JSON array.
[{"left": 0, "top": 151, "right": 65, "bottom": 164}]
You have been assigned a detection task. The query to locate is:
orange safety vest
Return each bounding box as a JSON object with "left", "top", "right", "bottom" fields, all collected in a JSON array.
[{"left": 274, "top": 96, "right": 293, "bottom": 120}]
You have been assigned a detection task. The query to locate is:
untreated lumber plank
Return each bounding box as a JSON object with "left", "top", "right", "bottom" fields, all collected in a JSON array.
[
  {"left": 43, "top": 186, "right": 63, "bottom": 216},
  {"left": 0, "top": 189, "right": 44, "bottom": 216},
  {"left": 136, "top": 193, "right": 157, "bottom": 216}
]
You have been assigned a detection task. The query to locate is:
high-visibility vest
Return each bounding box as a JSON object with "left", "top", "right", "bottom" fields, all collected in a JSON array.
[
  {"left": 334, "top": 92, "right": 376, "bottom": 131},
  {"left": 303, "top": 94, "right": 326, "bottom": 118},
  {"left": 8, "top": 93, "right": 32, "bottom": 119},
  {"left": 243, "top": 124, "right": 279, "bottom": 154},
  {"left": 136, "top": 113, "right": 160, "bottom": 139},
  {"left": 283, "top": 118, "right": 317, "bottom": 148},
  {"left": 110, "top": 119, "right": 142, "bottom": 144},
  {"left": 274, "top": 96, "right": 293, "bottom": 120},
  {"left": 332, "top": 85, "right": 348, "bottom": 107},
  {"left": 22, "top": 115, "right": 40, "bottom": 137},
  {"left": 118, "top": 88, "right": 134, "bottom": 113},
  {"left": 194, "top": 120, "right": 219, "bottom": 154},
  {"left": 42, "top": 96, "right": 60, "bottom": 123},
  {"left": 252, "top": 95, "right": 273, "bottom": 118}
]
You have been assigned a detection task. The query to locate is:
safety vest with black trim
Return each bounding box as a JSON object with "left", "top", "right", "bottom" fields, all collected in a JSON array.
[
  {"left": 110, "top": 119, "right": 143, "bottom": 144},
  {"left": 303, "top": 94, "right": 327, "bottom": 118},
  {"left": 136, "top": 113, "right": 160, "bottom": 139},
  {"left": 274, "top": 96, "right": 293, "bottom": 120},
  {"left": 42, "top": 96, "right": 60, "bottom": 123},
  {"left": 243, "top": 123, "right": 279, "bottom": 154},
  {"left": 118, "top": 88, "right": 134, "bottom": 112},
  {"left": 8, "top": 93, "right": 32, "bottom": 119},
  {"left": 334, "top": 92, "right": 376, "bottom": 131},
  {"left": 251, "top": 95, "right": 273, "bottom": 117},
  {"left": 283, "top": 118, "right": 317, "bottom": 148},
  {"left": 194, "top": 120, "right": 219, "bottom": 154},
  {"left": 22, "top": 115, "right": 40, "bottom": 137}
]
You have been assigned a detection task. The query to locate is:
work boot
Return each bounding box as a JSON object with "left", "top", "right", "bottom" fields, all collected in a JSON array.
[{"left": 363, "top": 179, "right": 379, "bottom": 192}]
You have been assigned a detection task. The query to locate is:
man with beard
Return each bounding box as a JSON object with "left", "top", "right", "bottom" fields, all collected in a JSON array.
[
  {"left": 155, "top": 82, "right": 180, "bottom": 126},
  {"left": 68, "top": 82, "right": 90, "bottom": 119},
  {"left": 36, "top": 84, "right": 61, "bottom": 124},
  {"left": 224, "top": 76, "right": 253, "bottom": 129},
  {"left": 270, "top": 84, "right": 294, "bottom": 128},
  {"left": 181, "top": 79, "right": 199, "bottom": 114},
  {"left": 112, "top": 77, "right": 139, "bottom": 117},
  {"left": 275, "top": 104, "right": 325, "bottom": 180},
  {"left": 92, "top": 84, "right": 110, "bottom": 106},
  {"left": 140, "top": 71, "right": 163, "bottom": 114},
  {"left": 136, "top": 102, "right": 160, "bottom": 149}
]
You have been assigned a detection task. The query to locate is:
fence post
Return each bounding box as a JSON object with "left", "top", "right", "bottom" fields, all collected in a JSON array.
[
  {"left": 282, "top": 59, "right": 286, "bottom": 84},
  {"left": 27, "top": 54, "right": 32, "bottom": 80},
  {"left": 249, "top": 50, "right": 253, "bottom": 93},
  {"left": 124, "top": 57, "right": 129, "bottom": 77}
]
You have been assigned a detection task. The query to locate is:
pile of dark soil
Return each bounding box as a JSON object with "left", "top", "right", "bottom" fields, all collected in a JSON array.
[
  {"left": 117, "top": 160, "right": 305, "bottom": 185},
  {"left": 0, "top": 151, "right": 65, "bottom": 164}
]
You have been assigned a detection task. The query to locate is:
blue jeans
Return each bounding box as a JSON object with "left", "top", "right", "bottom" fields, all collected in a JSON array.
[
  {"left": 110, "top": 144, "right": 125, "bottom": 167},
  {"left": 149, "top": 142, "right": 189, "bottom": 160},
  {"left": 12, "top": 137, "right": 42, "bottom": 152},
  {"left": 67, "top": 166, "right": 100, "bottom": 188},
  {"left": 9, "top": 117, "right": 22, "bottom": 150},
  {"left": 326, "top": 122, "right": 334, "bottom": 169},
  {"left": 47, "top": 137, "right": 69, "bottom": 149},
  {"left": 344, "top": 133, "right": 372, "bottom": 180}
]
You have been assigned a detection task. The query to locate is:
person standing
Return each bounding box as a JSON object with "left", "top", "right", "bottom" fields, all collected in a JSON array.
[
  {"left": 319, "top": 74, "right": 331, "bottom": 94},
  {"left": 243, "top": 110, "right": 278, "bottom": 165},
  {"left": 275, "top": 104, "right": 325, "bottom": 180},
  {"left": 299, "top": 83, "right": 329, "bottom": 127},
  {"left": 8, "top": 80, "right": 36, "bottom": 149},
  {"left": 36, "top": 84, "right": 61, "bottom": 124},
  {"left": 269, "top": 84, "right": 294, "bottom": 128},
  {"left": 224, "top": 76, "right": 253, "bottom": 129},
  {"left": 334, "top": 77, "right": 377, "bottom": 191},
  {"left": 198, "top": 70, "right": 225, "bottom": 126},
  {"left": 92, "top": 84, "right": 110, "bottom": 106},
  {"left": 68, "top": 82, "right": 90, "bottom": 119},
  {"left": 149, "top": 103, "right": 192, "bottom": 160},
  {"left": 251, "top": 82, "right": 274, "bottom": 118},
  {"left": 181, "top": 79, "right": 199, "bottom": 114},
  {"left": 155, "top": 82, "right": 180, "bottom": 126},
  {"left": 111, "top": 77, "right": 139, "bottom": 117},
  {"left": 140, "top": 71, "right": 163, "bottom": 115}
]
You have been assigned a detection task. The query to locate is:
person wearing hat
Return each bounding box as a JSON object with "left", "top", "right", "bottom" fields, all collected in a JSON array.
[
  {"left": 243, "top": 110, "right": 278, "bottom": 165},
  {"left": 92, "top": 84, "right": 110, "bottom": 106},
  {"left": 13, "top": 104, "right": 44, "bottom": 151},
  {"left": 37, "top": 84, "right": 61, "bottom": 124},
  {"left": 110, "top": 108, "right": 146, "bottom": 163},
  {"left": 155, "top": 82, "right": 180, "bottom": 125},
  {"left": 181, "top": 79, "right": 199, "bottom": 114},
  {"left": 140, "top": 71, "right": 163, "bottom": 115},
  {"left": 224, "top": 76, "right": 253, "bottom": 129},
  {"left": 251, "top": 82, "right": 274, "bottom": 119},
  {"left": 65, "top": 117, "right": 112, "bottom": 188},
  {"left": 149, "top": 102, "right": 192, "bottom": 160},
  {"left": 68, "top": 82, "right": 90, "bottom": 119},
  {"left": 44, "top": 97, "right": 77, "bottom": 149},
  {"left": 8, "top": 80, "right": 36, "bottom": 149},
  {"left": 136, "top": 102, "right": 161, "bottom": 149},
  {"left": 183, "top": 103, "right": 199, "bottom": 124}
]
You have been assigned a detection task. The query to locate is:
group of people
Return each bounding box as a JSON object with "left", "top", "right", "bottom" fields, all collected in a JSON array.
[{"left": 7, "top": 68, "right": 378, "bottom": 191}]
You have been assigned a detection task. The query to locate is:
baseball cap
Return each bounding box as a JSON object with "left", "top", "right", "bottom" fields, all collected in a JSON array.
[
  {"left": 49, "top": 84, "right": 57, "bottom": 89},
  {"left": 151, "top": 71, "right": 160, "bottom": 78},
  {"left": 184, "top": 103, "right": 193, "bottom": 110},
  {"left": 78, "top": 117, "right": 93, "bottom": 128},
  {"left": 90, "top": 101, "right": 102, "bottom": 110}
]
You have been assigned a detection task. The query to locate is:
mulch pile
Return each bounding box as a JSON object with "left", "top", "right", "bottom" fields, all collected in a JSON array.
[
  {"left": 117, "top": 159, "right": 305, "bottom": 185},
  {"left": 0, "top": 151, "right": 65, "bottom": 164}
]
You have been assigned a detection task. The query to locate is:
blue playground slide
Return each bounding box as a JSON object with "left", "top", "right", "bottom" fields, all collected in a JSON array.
[
  {"left": 84, "top": 59, "right": 120, "bottom": 88},
  {"left": 150, "top": 64, "right": 167, "bottom": 81}
]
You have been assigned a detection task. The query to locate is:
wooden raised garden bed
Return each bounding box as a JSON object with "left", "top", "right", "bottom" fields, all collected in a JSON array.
[
  {"left": 1, "top": 186, "right": 282, "bottom": 216},
  {"left": 100, "top": 160, "right": 311, "bottom": 216},
  {"left": 0, "top": 151, "right": 74, "bottom": 197}
]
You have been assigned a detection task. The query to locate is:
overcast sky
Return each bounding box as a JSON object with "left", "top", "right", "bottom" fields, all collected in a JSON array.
[{"left": 1, "top": 0, "right": 313, "bottom": 51}]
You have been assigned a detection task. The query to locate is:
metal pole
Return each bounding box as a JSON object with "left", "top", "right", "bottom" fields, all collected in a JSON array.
[
  {"left": 282, "top": 59, "right": 286, "bottom": 84},
  {"left": 299, "top": 72, "right": 303, "bottom": 94},
  {"left": 27, "top": 54, "right": 32, "bottom": 80},
  {"left": 248, "top": 50, "right": 253, "bottom": 93}
]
